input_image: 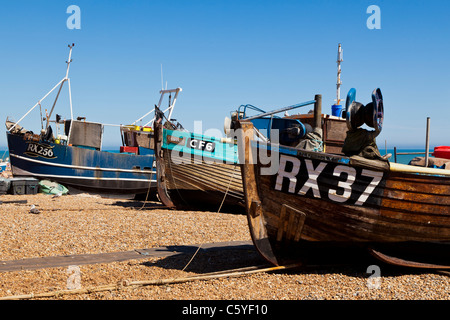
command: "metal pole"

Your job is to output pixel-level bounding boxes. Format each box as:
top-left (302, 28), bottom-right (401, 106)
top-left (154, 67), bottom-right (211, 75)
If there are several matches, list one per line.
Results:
top-left (46, 80), bottom-right (66, 128)
top-left (314, 94), bottom-right (322, 130)
top-left (167, 89), bottom-right (180, 121)
top-left (132, 88), bottom-right (182, 125)
top-left (425, 117), bottom-right (430, 167)
top-left (68, 78), bottom-right (73, 121)
top-left (46, 44), bottom-right (74, 128)
top-left (243, 100), bottom-right (316, 121)
top-left (336, 43), bottom-right (343, 105)
top-left (65, 44), bottom-right (74, 79)
top-left (66, 45), bottom-right (74, 121)
top-left (8, 78), bottom-right (66, 132)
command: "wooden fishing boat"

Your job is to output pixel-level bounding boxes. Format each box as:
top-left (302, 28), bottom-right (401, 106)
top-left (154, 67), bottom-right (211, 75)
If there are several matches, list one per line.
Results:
top-left (6, 129), bottom-right (153, 195)
top-left (237, 89), bottom-right (450, 268)
top-left (154, 108), bottom-right (244, 213)
top-left (5, 45), bottom-right (176, 197)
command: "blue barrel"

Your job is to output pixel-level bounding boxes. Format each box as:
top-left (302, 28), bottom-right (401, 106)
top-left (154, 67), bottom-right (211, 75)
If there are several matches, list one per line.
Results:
top-left (331, 104), bottom-right (343, 117)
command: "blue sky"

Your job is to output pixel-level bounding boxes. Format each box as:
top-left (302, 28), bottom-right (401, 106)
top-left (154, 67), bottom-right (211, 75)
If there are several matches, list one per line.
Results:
top-left (1, 0), bottom-right (449, 150)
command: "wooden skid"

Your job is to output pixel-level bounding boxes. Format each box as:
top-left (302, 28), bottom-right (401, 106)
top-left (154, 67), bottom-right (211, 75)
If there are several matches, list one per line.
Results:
top-left (370, 248), bottom-right (450, 269)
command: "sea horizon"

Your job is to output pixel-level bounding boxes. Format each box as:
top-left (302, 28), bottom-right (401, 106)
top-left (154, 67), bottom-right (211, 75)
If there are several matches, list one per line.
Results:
top-left (0, 147), bottom-right (435, 166)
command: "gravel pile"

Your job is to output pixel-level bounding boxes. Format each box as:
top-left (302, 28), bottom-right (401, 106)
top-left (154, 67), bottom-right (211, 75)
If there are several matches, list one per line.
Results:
top-left (0, 193), bottom-right (448, 300)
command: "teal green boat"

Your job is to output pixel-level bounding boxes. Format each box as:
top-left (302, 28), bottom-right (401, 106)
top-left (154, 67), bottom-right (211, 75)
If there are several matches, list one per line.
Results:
top-left (155, 120), bottom-right (244, 213)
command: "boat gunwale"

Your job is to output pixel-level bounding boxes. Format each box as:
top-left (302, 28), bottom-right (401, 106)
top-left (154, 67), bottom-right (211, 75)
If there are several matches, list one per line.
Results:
top-left (248, 136), bottom-right (450, 178)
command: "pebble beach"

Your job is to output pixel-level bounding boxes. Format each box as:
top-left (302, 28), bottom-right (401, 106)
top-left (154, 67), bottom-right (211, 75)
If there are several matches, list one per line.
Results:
top-left (0, 192), bottom-right (449, 302)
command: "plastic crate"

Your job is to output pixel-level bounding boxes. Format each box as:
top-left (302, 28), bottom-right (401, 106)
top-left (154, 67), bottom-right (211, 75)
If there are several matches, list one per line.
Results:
top-left (0, 178), bottom-right (11, 195)
top-left (9, 178), bottom-right (39, 195)
top-left (120, 146), bottom-right (138, 154)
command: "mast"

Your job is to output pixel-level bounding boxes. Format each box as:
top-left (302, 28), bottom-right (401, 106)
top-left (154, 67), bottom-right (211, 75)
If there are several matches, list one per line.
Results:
top-left (8, 44), bottom-right (75, 133)
top-left (46, 43), bottom-right (74, 129)
top-left (336, 43), bottom-right (343, 106)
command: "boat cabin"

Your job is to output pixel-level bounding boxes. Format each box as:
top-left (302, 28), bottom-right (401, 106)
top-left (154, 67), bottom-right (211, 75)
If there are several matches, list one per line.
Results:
top-left (287, 113), bottom-right (347, 155)
top-left (64, 119), bottom-right (103, 151)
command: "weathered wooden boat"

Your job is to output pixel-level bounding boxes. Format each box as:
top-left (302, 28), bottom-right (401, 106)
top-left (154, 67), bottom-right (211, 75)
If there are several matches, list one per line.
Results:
top-left (5, 45), bottom-right (176, 197)
top-left (153, 98), bottom-right (331, 213)
top-left (154, 108), bottom-right (244, 212)
top-left (237, 89), bottom-right (450, 268)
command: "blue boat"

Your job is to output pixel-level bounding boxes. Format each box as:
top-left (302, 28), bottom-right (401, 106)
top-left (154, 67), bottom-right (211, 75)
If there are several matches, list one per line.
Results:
top-left (0, 161), bottom-right (7, 173)
top-left (5, 45), bottom-right (179, 197)
top-left (6, 127), bottom-right (156, 195)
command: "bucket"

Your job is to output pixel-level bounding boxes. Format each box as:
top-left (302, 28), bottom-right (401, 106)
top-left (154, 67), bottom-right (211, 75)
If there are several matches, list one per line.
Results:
top-left (331, 105), bottom-right (343, 117)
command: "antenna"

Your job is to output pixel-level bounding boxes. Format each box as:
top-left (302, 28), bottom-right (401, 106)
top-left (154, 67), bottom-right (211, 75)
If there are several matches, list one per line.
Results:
top-left (336, 43), bottom-right (343, 105)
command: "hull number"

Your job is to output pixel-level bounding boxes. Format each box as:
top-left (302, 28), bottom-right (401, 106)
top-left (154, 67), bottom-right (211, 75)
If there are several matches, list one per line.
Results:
top-left (25, 142), bottom-right (56, 159)
top-left (187, 138), bottom-right (215, 152)
top-left (274, 154), bottom-right (384, 206)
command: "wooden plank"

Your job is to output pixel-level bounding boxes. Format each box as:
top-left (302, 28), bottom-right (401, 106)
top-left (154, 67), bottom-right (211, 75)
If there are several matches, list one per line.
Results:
top-left (0, 241), bottom-right (254, 273)
top-left (154, 113), bottom-right (176, 209)
top-left (370, 249), bottom-right (450, 269)
top-left (390, 162), bottom-right (450, 176)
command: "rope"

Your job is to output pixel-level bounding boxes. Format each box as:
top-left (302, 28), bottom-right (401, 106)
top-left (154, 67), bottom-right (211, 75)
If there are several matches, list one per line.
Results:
top-left (0, 150), bottom-right (7, 162)
top-left (216, 164), bottom-right (238, 213)
top-left (155, 113), bottom-right (242, 273)
top-left (313, 139), bottom-right (324, 152)
top-left (181, 164), bottom-right (239, 272)
top-left (137, 167), bottom-right (155, 211)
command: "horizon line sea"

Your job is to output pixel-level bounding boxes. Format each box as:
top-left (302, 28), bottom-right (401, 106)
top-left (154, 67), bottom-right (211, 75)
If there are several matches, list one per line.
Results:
top-left (0, 148), bottom-right (434, 166)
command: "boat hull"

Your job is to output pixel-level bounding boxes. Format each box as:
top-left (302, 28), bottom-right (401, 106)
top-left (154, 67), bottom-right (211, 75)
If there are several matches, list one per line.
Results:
top-left (238, 121), bottom-right (450, 266)
top-left (154, 119), bottom-right (244, 213)
top-left (7, 132), bottom-right (156, 195)
top-left (159, 148), bottom-right (244, 212)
